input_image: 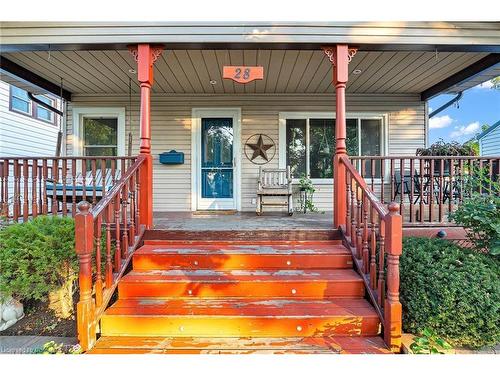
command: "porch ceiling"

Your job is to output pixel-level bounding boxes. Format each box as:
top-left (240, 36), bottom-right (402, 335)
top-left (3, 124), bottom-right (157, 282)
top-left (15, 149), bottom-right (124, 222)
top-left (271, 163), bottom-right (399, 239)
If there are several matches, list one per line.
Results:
top-left (0, 49), bottom-right (492, 96)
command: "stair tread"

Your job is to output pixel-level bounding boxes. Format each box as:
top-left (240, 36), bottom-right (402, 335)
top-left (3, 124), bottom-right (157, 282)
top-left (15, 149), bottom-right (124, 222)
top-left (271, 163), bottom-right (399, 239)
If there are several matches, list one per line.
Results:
top-left (136, 242), bottom-right (350, 255)
top-left (104, 298), bottom-right (378, 317)
top-left (88, 336), bottom-right (391, 354)
top-left (121, 268), bottom-right (362, 282)
top-left (143, 239), bottom-right (342, 246)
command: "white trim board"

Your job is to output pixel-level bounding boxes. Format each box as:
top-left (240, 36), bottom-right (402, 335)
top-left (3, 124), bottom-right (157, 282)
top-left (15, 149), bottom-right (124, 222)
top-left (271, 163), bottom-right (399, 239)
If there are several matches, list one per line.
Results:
top-left (191, 108), bottom-right (242, 211)
top-left (71, 106), bottom-right (126, 157)
top-left (278, 111), bottom-right (389, 185)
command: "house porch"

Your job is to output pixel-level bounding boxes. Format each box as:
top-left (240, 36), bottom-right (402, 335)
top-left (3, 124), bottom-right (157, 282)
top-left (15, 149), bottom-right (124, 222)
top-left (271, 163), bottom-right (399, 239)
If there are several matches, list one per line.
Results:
top-left (1, 22), bottom-right (499, 354)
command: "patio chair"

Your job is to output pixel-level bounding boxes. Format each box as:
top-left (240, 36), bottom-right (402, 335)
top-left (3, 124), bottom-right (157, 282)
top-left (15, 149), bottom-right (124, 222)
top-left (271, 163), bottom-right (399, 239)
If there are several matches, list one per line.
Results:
top-left (256, 166), bottom-right (293, 216)
top-left (393, 170), bottom-right (424, 204)
top-left (46, 169), bottom-right (122, 203)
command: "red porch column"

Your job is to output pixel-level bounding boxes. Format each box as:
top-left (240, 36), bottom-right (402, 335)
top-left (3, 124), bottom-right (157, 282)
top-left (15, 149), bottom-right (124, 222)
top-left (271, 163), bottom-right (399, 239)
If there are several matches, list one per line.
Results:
top-left (129, 44), bottom-right (163, 228)
top-left (323, 45), bottom-right (357, 229)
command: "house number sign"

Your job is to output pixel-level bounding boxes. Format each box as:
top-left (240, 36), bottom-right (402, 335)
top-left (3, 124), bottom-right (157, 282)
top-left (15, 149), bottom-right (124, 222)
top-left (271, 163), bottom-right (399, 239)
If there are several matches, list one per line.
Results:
top-left (223, 66), bottom-right (264, 84)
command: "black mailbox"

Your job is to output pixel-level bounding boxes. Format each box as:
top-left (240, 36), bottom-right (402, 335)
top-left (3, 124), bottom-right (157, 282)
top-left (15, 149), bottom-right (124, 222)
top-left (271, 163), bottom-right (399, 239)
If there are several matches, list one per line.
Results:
top-left (159, 150), bottom-right (184, 165)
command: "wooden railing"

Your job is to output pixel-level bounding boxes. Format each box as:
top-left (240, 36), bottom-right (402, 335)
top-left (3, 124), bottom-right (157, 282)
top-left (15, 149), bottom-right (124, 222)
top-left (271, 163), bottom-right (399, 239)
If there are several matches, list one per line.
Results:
top-left (0, 156), bottom-right (136, 221)
top-left (350, 156), bottom-right (500, 225)
top-left (75, 155), bottom-right (146, 351)
top-left (339, 155), bottom-right (402, 352)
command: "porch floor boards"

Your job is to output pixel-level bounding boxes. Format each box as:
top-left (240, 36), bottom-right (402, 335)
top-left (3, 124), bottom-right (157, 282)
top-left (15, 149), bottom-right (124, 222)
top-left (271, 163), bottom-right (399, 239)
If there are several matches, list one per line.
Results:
top-left (91, 234), bottom-right (391, 354)
top-left (153, 211), bottom-right (334, 231)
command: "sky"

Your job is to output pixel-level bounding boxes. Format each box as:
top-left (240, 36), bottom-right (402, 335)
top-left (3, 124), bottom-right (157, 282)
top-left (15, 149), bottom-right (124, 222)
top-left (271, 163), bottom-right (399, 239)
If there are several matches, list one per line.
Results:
top-left (428, 81), bottom-right (500, 145)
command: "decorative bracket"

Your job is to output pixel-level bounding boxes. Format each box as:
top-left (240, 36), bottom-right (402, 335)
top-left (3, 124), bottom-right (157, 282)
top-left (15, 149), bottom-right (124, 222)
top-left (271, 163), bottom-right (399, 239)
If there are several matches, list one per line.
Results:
top-left (322, 46), bottom-right (358, 66)
top-left (128, 45), bottom-right (164, 64)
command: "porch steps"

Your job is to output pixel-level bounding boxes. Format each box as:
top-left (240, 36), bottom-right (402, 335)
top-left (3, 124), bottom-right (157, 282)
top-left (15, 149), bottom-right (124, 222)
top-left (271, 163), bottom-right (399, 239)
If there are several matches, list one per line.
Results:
top-left (90, 238), bottom-right (390, 354)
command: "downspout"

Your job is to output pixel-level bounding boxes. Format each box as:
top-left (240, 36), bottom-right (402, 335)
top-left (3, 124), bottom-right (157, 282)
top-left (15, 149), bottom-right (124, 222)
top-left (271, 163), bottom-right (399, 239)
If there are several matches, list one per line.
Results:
top-left (429, 92), bottom-right (463, 118)
top-left (27, 92), bottom-right (63, 116)
top-left (28, 82), bottom-right (66, 156)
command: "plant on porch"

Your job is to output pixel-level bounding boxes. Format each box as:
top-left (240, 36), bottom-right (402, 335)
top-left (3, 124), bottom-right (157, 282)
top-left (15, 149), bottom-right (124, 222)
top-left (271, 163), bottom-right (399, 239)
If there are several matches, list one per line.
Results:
top-left (0, 216), bottom-right (77, 319)
top-left (400, 237), bottom-right (500, 349)
top-left (297, 174), bottom-right (319, 213)
top-left (416, 139), bottom-right (476, 157)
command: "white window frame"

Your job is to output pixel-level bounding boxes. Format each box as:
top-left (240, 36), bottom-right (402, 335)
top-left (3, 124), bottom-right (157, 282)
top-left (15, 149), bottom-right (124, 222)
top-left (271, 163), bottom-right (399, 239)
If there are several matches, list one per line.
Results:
top-left (10, 86), bottom-right (32, 115)
top-left (278, 112), bottom-right (388, 185)
top-left (72, 107), bottom-right (126, 161)
top-left (34, 95), bottom-right (55, 123)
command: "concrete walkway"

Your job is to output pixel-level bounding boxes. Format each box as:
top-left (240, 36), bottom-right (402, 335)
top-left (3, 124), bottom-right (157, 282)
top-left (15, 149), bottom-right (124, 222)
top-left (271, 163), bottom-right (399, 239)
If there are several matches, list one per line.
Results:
top-left (0, 336), bottom-right (77, 354)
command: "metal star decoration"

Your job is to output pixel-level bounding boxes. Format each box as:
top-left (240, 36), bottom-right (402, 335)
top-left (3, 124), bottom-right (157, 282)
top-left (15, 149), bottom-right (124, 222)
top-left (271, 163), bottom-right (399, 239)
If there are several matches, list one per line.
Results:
top-left (247, 134), bottom-right (274, 161)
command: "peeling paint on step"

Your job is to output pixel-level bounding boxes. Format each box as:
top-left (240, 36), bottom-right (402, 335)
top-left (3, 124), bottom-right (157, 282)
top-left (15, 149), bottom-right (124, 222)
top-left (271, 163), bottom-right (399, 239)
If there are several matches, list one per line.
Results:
top-left (149, 247), bottom-right (329, 255)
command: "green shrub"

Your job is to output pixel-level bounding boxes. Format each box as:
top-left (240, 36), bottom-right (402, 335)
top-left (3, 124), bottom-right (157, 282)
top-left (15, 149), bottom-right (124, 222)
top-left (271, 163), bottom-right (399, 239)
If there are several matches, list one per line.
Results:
top-left (450, 167), bottom-right (500, 255)
top-left (0, 216), bottom-right (77, 318)
top-left (400, 237), bottom-right (500, 349)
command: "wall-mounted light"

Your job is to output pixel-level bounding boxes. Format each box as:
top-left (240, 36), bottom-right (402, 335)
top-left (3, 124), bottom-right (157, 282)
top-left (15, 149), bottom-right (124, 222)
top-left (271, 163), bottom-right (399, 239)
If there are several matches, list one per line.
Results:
top-left (353, 69), bottom-right (362, 75)
top-left (209, 80), bottom-right (217, 85)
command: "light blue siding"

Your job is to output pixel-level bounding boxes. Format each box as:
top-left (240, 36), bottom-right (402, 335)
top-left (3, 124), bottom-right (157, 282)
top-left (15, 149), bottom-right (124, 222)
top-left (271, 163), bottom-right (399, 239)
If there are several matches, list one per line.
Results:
top-left (480, 126), bottom-right (500, 156)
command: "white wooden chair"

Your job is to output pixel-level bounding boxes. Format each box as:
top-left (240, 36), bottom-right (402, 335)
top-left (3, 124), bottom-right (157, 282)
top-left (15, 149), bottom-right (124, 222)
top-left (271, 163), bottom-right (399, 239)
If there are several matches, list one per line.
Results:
top-left (256, 166), bottom-right (293, 216)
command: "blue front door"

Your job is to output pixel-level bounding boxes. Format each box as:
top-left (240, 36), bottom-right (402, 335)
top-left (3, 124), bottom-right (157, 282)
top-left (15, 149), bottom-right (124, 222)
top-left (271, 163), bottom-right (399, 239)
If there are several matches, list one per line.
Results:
top-left (201, 118), bottom-right (234, 200)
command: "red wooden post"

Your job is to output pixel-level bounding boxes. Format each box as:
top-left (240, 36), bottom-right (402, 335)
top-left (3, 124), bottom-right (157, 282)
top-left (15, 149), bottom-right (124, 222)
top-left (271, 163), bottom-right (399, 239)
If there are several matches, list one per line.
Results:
top-left (323, 45), bottom-right (357, 229)
top-left (129, 44), bottom-right (163, 229)
top-left (384, 202), bottom-right (403, 352)
top-left (75, 200), bottom-right (96, 351)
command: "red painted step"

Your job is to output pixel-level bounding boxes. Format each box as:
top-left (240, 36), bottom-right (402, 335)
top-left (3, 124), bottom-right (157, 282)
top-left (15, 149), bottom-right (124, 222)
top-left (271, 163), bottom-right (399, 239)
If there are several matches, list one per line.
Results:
top-left (118, 269), bottom-right (365, 299)
top-left (101, 297), bottom-right (380, 337)
top-left (88, 336), bottom-right (391, 354)
top-left (133, 242), bottom-right (352, 270)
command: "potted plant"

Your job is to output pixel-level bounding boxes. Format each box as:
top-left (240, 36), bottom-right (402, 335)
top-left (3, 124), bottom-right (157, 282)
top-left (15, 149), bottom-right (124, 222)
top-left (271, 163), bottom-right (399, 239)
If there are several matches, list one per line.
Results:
top-left (416, 139), bottom-right (476, 175)
top-left (298, 175), bottom-right (317, 213)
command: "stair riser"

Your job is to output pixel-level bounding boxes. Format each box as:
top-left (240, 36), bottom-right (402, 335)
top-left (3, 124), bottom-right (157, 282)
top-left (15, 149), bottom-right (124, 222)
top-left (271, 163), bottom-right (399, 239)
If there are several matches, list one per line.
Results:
top-left (101, 316), bottom-right (380, 337)
top-left (118, 281), bottom-right (365, 299)
top-left (133, 254), bottom-right (352, 270)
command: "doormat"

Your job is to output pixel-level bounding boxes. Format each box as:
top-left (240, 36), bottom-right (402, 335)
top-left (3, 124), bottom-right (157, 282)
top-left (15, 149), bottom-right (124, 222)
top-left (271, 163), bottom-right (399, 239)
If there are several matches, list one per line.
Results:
top-left (193, 210), bottom-right (237, 215)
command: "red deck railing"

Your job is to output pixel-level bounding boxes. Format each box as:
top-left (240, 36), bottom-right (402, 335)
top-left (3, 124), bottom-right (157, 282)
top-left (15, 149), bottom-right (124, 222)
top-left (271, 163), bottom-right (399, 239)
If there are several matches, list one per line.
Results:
top-left (74, 155), bottom-right (146, 351)
top-left (350, 156), bottom-right (500, 225)
top-left (339, 155), bottom-right (403, 351)
top-left (0, 156), bottom-right (136, 221)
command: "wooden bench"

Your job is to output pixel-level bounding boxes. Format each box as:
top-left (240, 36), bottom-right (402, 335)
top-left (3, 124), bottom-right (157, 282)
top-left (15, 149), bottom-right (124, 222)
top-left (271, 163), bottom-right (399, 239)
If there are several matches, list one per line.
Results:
top-left (256, 166), bottom-right (293, 216)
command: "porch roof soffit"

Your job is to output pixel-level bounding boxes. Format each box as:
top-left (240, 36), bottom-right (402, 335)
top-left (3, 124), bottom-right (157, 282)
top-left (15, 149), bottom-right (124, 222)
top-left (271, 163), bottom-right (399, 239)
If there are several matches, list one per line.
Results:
top-left (1, 21), bottom-right (500, 53)
top-left (0, 49), bottom-right (498, 100)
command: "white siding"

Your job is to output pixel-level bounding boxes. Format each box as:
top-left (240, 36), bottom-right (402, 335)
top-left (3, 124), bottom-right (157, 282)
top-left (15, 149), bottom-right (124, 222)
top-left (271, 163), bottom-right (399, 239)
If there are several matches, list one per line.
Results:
top-left (479, 126), bottom-right (500, 156)
top-left (0, 80), bottom-right (60, 156)
top-left (66, 93), bottom-right (425, 212)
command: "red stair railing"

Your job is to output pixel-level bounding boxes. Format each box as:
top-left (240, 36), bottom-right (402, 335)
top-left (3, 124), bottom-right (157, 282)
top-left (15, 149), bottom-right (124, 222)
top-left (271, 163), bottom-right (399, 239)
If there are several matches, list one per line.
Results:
top-left (339, 154), bottom-right (403, 352)
top-left (74, 155), bottom-right (146, 351)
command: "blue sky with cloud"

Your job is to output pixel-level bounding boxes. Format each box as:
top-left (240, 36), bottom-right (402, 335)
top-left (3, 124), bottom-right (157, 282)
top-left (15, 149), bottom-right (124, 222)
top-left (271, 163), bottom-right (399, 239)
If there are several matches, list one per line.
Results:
top-left (429, 81), bottom-right (500, 144)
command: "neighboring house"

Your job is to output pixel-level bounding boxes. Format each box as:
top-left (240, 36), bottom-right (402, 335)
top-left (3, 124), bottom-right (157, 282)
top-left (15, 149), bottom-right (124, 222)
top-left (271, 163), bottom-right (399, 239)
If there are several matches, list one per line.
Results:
top-left (478, 120), bottom-right (500, 156)
top-left (1, 22), bottom-right (499, 354)
top-left (0, 80), bottom-right (60, 156)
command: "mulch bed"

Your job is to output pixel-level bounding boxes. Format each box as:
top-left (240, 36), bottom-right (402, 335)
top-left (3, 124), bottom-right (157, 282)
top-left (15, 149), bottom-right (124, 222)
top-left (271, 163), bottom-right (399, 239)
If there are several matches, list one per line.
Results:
top-left (0, 299), bottom-right (76, 337)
